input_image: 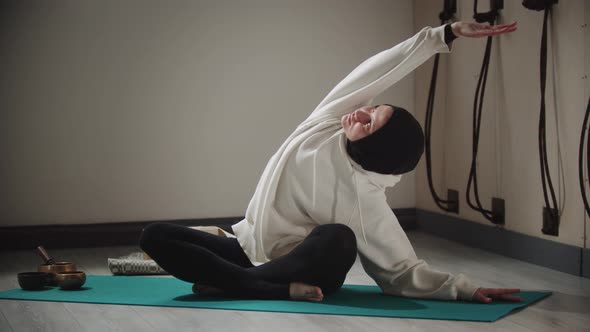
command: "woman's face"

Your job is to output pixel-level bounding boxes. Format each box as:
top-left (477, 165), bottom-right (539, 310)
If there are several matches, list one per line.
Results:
top-left (341, 105), bottom-right (394, 141)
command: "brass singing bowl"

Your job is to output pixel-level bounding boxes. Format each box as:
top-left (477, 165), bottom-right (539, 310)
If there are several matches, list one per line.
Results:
top-left (38, 262), bottom-right (77, 285)
top-left (17, 272), bottom-right (52, 290)
top-left (38, 262), bottom-right (77, 274)
top-left (56, 271), bottom-right (86, 290)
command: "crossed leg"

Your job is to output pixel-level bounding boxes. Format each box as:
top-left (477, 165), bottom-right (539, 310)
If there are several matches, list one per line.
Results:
top-left (139, 222), bottom-right (357, 300)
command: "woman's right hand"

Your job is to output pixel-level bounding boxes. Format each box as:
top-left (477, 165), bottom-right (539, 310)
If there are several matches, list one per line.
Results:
top-left (451, 21), bottom-right (517, 38)
top-left (472, 287), bottom-right (522, 303)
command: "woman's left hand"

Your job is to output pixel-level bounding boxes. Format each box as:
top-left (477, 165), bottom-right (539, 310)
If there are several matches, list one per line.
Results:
top-left (472, 287), bottom-right (523, 303)
top-left (451, 21), bottom-right (517, 38)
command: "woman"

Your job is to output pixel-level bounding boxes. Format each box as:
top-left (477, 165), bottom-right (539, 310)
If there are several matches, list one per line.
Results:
top-left (140, 21), bottom-right (521, 304)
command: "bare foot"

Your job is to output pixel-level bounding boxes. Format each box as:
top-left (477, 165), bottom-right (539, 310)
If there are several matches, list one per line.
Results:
top-left (192, 284), bottom-right (225, 297)
top-left (289, 282), bottom-right (324, 302)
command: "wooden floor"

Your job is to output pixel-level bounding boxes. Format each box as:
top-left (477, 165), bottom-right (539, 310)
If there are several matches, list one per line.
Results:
top-left (0, 231), bottom-right (588, 332)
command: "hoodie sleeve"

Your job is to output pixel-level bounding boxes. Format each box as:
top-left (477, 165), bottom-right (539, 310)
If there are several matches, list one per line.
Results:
top-left (305, 25), bottom-right (451, 123)
top-left (355, 199), bottom-right (479, 301)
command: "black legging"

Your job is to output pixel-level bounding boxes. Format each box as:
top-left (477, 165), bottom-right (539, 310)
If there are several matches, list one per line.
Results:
top-left (139, 222), bottom-right (357, 300)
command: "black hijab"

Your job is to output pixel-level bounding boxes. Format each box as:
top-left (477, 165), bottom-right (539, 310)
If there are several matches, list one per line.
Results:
top-left (345, 105), bottom-right (424, 175)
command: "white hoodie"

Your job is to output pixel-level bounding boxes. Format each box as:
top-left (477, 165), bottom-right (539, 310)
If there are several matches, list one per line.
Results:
top-left (231, 25), bottom-right (479, 301)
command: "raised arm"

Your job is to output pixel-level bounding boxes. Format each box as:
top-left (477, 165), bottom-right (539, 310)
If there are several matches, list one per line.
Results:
top-left (304, 21), bottom-right (517, 124)
top-left (306, 25), bottom-right (451, 123)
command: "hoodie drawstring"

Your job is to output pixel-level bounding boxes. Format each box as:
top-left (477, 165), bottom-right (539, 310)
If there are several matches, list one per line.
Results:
top-left (312, 150), bottom-right (317, 209)
top-left (353, 170), bottom-right (368, 245)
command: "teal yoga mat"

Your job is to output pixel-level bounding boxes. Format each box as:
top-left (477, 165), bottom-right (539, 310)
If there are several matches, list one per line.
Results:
top-left (0, 275), bottom-right (551, 322)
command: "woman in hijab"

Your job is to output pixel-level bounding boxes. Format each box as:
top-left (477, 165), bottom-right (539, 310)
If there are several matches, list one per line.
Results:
top-left (140, 21), bottom-right (521, 304)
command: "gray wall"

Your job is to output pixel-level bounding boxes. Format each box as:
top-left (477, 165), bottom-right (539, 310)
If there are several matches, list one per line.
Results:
top-left (414, 0), bottom-right (589, 248)
top-left (0, 0), bottom-right (417, 226)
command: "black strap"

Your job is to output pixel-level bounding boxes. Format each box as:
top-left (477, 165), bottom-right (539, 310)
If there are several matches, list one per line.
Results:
top-left (466, 35), bottom-right (494, 221)
top-left (579, 96), bottom-right (590, 216)
top-left (423, 2), bottom-right (455, 212)
top-left (465, 0), bottom-right (501, 223)
top-left (538, 7), bottom-right (560, 228)
top-left (473, 0), bottom-right (501, 24)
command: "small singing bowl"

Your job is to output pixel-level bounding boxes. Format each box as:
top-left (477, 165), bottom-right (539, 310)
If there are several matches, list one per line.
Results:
top-left (56, 271), bottom-right (86, 290)
top-left (38, 262), bottom-right (77, 286)
top-left (38, 262), bottom-right (77, 274)
top-left (18, 272), bottom-right (52, 290)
